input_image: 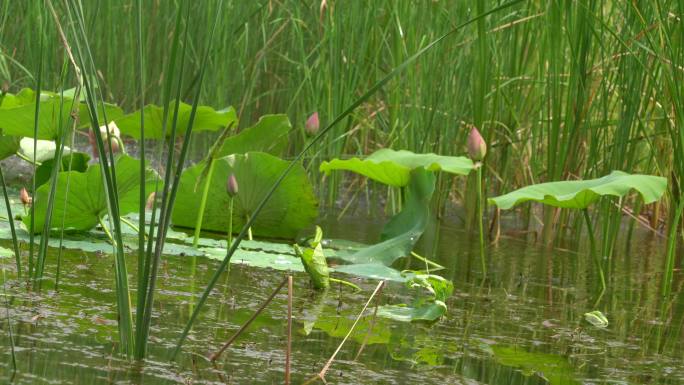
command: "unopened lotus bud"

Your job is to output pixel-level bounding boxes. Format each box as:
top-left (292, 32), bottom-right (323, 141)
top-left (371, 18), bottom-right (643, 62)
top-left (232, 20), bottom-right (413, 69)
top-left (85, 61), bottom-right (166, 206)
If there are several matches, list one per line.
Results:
top-left (90, 121), bottom-right (123, 158)
top-left (20, 187), bottom-right (32, 207)
top-left (145, 192), bottom-right (157, 210)
top-left (467, 127), bottom-right (487, 161)
top-left (305, 112), bottom-right (319, 136)
top-left (226, 174), bottom-right (238, 197)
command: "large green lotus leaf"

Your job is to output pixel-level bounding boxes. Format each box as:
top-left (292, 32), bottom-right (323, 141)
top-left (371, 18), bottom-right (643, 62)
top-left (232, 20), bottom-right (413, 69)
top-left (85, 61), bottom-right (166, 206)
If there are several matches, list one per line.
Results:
top-left (332, 168), bottom-right (435, 265)
top-left (294, 226), bottom-right (330, 289)
top-left (0, 88), bottom-right (37, 108)
top-left (202, 246), bottom-right (304, 272)
top-left (114, 102), bottom-right (237, 139)
top-left (217, 114), bottom-right (291, 157)
top-left (333, 263), bottom-right (407, 282)
top-left (320, 149), bottom-right (474, 187)
top-left (0, 133), bottom-right (19, 160)
top-left (0, 245), bottom-right (12, 258)
top-left (172, 152), bottom-right (318, 239)
top-left (34, 152), bottom-right (90, 188)
top-left (23, 154), bottom-right (160, 233)
top-left (0, 89), bottom-right (123, 139)
top-left (489, 171), bottom-right (667, 210)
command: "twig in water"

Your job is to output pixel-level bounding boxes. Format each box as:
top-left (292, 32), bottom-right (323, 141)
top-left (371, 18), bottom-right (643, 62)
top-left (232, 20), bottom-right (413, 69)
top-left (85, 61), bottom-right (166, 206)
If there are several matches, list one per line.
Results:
top-left (209, 276), bottom-right (288, 362)
top-left (303, 280), bottom-right (385, 384)
top-left (354, 282), bottom-right (384, 360)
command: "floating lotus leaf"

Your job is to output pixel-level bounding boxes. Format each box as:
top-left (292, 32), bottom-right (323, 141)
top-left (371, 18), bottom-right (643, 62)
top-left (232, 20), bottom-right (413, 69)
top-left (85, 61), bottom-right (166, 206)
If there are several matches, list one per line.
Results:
top-left (217, 114), bottom-right (291, 157)
top-left (0, 88), bottom-right (123, 139)
top-left (172, 152), bottom-right (318, 239)
top-left (24, 154), bottom-right (160, 233)
top-left (320, 149), bottom-right (474, 187)
top-left (114, 102), bottom-right (237, 139)
top-left (490, 346), bottom-right (579, 385)
top-left (489, 171), bottom-right (667, 210)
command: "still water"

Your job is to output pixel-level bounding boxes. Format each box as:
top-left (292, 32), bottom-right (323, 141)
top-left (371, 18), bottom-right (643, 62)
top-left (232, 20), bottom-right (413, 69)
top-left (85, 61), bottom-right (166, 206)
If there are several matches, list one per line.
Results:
top-left (0, 211), bottom-right (682, 384)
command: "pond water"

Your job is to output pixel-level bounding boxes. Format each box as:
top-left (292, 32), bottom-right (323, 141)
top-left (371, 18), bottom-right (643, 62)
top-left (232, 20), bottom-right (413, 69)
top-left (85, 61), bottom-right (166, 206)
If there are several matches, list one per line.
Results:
top-left (0, 211), bottom-right (683, 384)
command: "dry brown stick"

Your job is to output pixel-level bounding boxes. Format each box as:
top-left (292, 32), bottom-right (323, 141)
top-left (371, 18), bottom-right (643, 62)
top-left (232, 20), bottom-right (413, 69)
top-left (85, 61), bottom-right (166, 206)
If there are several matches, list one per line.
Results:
top-left (209, 276), bottom-right (288, 362)
top-left (285, 275), bottom-right (293, 385)
top-left (353, 282), bottom-right (384, 361)
top-left (303, 280), bottom-right (385, 385)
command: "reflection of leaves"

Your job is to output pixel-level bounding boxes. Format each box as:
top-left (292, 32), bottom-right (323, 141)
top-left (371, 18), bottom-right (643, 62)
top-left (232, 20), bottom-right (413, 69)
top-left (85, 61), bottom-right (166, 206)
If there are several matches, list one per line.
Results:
top-left (490, 346), bottom-right (579, 385)
top-left (489, 171), bottom-right (666, 210)
top-left (378, 274), bottom-right (453, 323)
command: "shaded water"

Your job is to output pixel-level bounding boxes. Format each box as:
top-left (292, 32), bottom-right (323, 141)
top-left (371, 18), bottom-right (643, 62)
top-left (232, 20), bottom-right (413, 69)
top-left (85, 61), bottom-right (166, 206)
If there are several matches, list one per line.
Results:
top-left (1, 212), bottom-right (683, 384)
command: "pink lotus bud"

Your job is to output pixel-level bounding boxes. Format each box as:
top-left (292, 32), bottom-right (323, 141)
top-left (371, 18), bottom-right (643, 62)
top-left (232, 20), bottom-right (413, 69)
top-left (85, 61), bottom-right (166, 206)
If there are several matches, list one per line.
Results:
top-left (20, 187), bottom-right (32, 207)
top-left (305, 112), bottom-right (319, 136)
top-left (145, 192), bottom-right (157, 210)
top-left (467, 127), bottom-right (487, 161)
top-left (89, 121), bottom-right (122, 158)
top-left (226, 174), bottom-right (238, 197)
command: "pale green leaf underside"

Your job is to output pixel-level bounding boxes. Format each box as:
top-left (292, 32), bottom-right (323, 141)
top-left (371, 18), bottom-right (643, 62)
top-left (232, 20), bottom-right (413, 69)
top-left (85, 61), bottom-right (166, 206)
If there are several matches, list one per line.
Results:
top-left (489, 171), bottom-right (667, 210)
top-left (320, 149), bottom-right (474, 187)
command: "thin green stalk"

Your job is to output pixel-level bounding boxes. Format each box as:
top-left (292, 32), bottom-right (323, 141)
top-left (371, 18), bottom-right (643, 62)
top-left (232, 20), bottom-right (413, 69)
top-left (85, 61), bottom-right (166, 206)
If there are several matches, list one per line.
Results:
top-left (192, 158), bottom-right (215, 247)
top-left (28, 17), bottom-right (44, 280)
top-left (476, 165), bottom-right (486, 274)
top-left (662, 198), bottom-right (683, 299)
top-left (0, 167), bottom-right (21, 278)
top-left (227, 197), bottom-right (233, 247)
top-left (582, 208), bottom-right (606, 300)
top-left (2, 266), bottom-right (16, 372)
top-left (171, 0), bottom-right (525, 358)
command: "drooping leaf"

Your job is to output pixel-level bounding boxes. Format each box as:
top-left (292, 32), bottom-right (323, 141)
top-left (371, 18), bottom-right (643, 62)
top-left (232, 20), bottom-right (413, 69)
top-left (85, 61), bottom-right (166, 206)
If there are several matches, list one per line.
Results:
top-left (23, 154), bottom-right (160, 233)
top-left (172, 152), bottom-right (318, 239)
top-left (34, 152), bottom-right (90, 188)
top-left (18, 138), bottom-right (72, 163)
top-left (294, 226), bottom-right (330, 289)
top-left (320, 149), bottom-right (474, 187)
top-left (332, 168), bottom-right (435, 266)
top-left (217, 114), bottom-right (291, 157)
top-left (489, 171), bottom-right (667, 210)
top-left (0, 89), bottom-right (123, 139)
top-left (333, 263), bottom-right (408, 282)
top-left (114, 102), bottom-right (238, 139)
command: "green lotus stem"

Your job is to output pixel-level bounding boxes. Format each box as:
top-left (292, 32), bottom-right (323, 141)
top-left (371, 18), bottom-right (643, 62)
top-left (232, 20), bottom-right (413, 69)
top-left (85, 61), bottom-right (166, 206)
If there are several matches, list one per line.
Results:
top-left (98, 216), bottom-right (115, 245)
top-left (582, 208), bottom-right (606, 298)
top-left (246, 214), bottom-right (253, 241)
top-left (120, 216), bottom-right (143, 237)
top-left (329, 277), bottom-right (361, 292)
top-left (410, 251), bottom-right (445, 271)
top-left (227, 198), bottom-right (234, 247)
top-left (193, 158), bottom-right (216, 248)
top-left (476, 165), bottom-right (486, 274)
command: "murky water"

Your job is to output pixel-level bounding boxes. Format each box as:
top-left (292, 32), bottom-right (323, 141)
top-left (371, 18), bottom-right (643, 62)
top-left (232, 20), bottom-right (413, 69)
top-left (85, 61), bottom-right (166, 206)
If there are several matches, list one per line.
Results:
top-left (1, 211), bottom-right (683, 384)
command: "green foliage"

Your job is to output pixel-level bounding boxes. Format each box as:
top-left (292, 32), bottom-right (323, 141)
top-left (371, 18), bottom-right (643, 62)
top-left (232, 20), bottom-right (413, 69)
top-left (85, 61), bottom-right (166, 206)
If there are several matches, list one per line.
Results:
top-left (217, 114), bottom-right (291, 157)
top-left (114, 102), bottom-right (237, 139)
top-left (34, 152), bottom-right (90, 188)
top-left (584, 310), bottom-right (608, 328)
top-left (320, 149), bottom-right (474, 187)
top-left (0, 89), bottom-right (123, 139)
top-left (489, 171), bottom-right (667, 210)
top-left (294, 226), bottom-right (330, 289)
top-left (172, 152), bottom-right (318, 239)
top-left (0, 134), bottom-right (19, 160)
top-left (23, 154), bottom-right (159, 233)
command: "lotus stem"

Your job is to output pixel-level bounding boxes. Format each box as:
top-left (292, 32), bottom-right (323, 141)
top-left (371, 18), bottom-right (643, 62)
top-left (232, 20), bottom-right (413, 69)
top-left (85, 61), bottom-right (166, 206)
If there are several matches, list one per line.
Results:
top-left (193, 158), bottom-right (216, 248)
top-left (410, 251), bottom-right (445, 271)
top-left (285, 275), bottom-right (293, 385)
top-left (582, 208), bottom-right (606, 300)
top-left (120, 216), bottom-right (143, 238)
top-left (329, 277), bottom-right (362, 292)
top-left (227, 198), bottom-right (233, 247)
top-left (246, 214), bottom-right (253, 241)
top-left (476, 165), bottom-right (486, 275)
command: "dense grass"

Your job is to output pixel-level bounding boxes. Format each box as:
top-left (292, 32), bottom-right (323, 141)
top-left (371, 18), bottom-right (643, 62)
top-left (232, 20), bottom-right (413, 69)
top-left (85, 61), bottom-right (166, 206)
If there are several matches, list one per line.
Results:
top-left (1, 1), bottom-right (683, 236)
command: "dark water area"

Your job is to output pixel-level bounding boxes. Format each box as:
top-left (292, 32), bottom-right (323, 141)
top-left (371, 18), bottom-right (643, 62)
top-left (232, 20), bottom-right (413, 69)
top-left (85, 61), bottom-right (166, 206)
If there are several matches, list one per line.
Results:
top-left (0, 211), bottom-right (683, 384)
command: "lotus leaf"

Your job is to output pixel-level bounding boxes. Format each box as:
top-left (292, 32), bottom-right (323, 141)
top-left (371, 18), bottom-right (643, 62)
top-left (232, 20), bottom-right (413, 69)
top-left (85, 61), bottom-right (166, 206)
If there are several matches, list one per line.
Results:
top-left (320, 149), bottom-right (474, 187)
top-left (217, 114), bottom-right (291, 157)
top-left (171, 152), bottom-right (318, 239)
top-left (489, 171), bottom-right (667, 210)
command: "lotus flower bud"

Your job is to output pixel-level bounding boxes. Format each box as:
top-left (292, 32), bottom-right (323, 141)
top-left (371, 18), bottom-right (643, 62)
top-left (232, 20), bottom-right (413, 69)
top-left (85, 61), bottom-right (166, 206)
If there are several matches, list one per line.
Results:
top-left (145, 192), bottom-right (157, 211)
top-left (305, 112), bottom-right (319, 136)
top-left (20, 187), bottom-right (32, 207)
top-left (226, 174), bottom-right (238, 197)
top-left (467, 127), bottom-right (487, 161)
top-left (89, 121), bottom-right (123, 158)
